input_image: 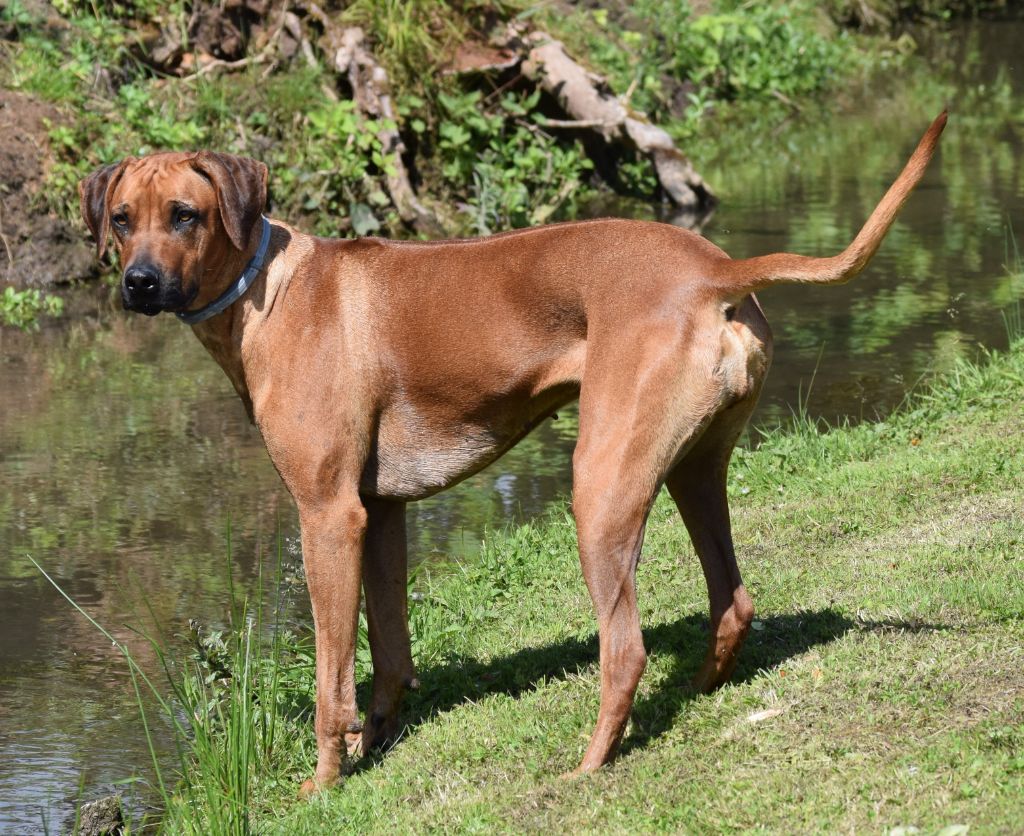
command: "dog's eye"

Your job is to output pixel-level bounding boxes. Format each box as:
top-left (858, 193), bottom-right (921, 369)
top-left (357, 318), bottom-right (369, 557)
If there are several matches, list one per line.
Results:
top-left (176, 209), bottom-right (196, 225)
top-left (112, 213), bottom-right (128, 228)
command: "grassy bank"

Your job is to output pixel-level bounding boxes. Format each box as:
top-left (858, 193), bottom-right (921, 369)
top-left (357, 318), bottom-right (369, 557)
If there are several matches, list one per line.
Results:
top-left (148, 333), bottom-right (1024, 833)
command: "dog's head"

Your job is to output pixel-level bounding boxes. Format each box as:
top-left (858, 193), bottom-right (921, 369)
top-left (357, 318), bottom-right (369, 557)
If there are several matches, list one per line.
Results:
top-left (79, 152), bottom-right (268, 316)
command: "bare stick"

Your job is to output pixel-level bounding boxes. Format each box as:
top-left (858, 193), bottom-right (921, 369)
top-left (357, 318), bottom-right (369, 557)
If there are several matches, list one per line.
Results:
top-left (0, 200), bottom-right (13, 267)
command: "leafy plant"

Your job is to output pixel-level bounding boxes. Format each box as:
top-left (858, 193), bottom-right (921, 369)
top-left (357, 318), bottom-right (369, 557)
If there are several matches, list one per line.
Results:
top-left (1, 286), bottom-right (64, 329)
top-left (436, 89), bottom-right (594, 233)
top-left (634, 0), bottom-right (844, 102)
top-left (549, 0), bottom-right (859, 148)
top-left (272, 97), bottom-right (396, 236)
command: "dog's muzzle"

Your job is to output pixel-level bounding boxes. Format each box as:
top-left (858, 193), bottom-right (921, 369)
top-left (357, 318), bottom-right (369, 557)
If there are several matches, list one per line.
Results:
top-left (121, 264), bottom-right (193, 316)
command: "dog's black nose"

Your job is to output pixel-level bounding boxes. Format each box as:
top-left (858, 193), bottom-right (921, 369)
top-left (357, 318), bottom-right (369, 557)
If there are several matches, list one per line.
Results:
top-left (123, 264), bottom-right (161, 298)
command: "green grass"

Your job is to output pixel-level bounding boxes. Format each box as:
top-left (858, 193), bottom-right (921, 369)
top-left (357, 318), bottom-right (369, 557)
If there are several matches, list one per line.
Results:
top-left (137, 336), bottom-right (1024, 833)
top-left (33, 533), bottom-right (293, 835)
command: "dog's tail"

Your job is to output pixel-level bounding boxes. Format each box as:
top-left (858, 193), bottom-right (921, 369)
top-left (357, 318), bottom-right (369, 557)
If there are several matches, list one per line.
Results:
top-left (716, 110), bottom-right (947, 298)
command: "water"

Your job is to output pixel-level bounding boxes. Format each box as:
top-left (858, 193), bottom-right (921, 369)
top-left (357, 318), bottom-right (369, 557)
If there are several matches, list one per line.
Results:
top-left (1, 18), bottom-right (1021, 830)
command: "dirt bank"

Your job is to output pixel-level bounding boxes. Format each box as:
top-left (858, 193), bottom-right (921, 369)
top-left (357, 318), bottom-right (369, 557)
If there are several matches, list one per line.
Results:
top-left (0, 89), bottom-right (96, 288)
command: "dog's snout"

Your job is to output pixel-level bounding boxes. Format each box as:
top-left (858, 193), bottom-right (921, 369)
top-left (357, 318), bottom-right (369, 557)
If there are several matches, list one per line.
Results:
top-left (121, 260), bottom-right (192, 316)
top-left (124, 264), bottom-right (161, 297)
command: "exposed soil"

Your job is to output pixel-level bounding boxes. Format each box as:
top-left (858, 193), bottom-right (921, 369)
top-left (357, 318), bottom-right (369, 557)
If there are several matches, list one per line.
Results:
top-left (0, 88), bottom-right (96, 288)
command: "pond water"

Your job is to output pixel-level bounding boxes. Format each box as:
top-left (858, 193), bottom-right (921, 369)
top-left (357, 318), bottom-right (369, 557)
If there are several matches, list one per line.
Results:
top-left (1, 18), bottom-right (1022, 830)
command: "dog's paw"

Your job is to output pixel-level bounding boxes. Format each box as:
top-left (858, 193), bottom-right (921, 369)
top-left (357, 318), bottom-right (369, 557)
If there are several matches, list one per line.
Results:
top-left (362, 710), bottom-right (401, 753)
top-left (345, 730), bottom-right (364, 759)
top-left (558, 764), bottom-right (592, 781)
top-left (298, 775), bottom-right (339, 800)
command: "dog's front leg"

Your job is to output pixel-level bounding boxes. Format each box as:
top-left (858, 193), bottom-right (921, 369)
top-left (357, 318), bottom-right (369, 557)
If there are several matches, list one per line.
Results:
top-left (297, 495), bottom-right (367, 797)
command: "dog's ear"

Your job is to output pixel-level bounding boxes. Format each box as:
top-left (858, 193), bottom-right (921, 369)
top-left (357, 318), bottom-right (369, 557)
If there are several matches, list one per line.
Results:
top-left (191, 151), bottom-right (268, 252)
top-left (78, 159), bottom-right (132, 258)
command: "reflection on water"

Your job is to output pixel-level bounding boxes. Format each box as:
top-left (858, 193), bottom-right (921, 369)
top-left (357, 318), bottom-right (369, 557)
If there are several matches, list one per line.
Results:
top-left (0, 315), bottom-right (290, 828)
top-left (0, 18), bottom-right (1022, 830)
top-left (617, 20), bottom-right (1024, 427)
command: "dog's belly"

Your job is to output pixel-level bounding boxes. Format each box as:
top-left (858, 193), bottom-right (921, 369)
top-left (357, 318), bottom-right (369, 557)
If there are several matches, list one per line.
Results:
top-left (361, 335), bottom-right (585, 501)
top-left (360, 379), bottom-right (577, 502)
top-left (360, 399), bottom-right (571, 501)
top-left (360, 425), bottom-right (505, 500)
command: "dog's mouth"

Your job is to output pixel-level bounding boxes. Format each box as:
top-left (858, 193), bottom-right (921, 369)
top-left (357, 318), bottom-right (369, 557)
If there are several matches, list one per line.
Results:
top-left (121, 293), bottom-right (166, 316)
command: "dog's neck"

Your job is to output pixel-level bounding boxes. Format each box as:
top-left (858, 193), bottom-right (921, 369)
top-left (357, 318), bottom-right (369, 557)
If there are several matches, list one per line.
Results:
top-left (186, 224), bottom-right (270, 422)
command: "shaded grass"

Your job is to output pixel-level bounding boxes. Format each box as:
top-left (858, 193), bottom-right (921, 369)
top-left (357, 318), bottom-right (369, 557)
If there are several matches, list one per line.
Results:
top-left (151, 338), bottom-right (1024, 833)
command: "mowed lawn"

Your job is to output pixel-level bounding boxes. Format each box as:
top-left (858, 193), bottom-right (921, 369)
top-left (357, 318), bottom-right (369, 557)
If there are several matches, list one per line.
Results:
top-left (183, 341), bottom-right (1024, 834)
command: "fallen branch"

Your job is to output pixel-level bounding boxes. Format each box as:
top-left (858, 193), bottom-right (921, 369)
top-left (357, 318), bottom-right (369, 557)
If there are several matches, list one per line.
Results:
top-left (0, 200), bottom-right (14, 267)
top-left (186, 54), bottom-right (256, 79)
top-left (303, 5), bottom-right (443, 235)
top-left (512, 28), bottom-right (715, 213)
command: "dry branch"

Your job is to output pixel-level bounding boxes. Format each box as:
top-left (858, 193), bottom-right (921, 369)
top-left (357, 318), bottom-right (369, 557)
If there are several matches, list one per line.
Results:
top-left (513, 29), bottom-right (715, 215)
top-left (303, 5), bottom-right (443, 235)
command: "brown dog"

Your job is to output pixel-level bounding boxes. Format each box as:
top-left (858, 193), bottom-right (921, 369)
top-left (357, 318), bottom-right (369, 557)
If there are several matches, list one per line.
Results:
top-left (80, 112), bottom-right (946, 794)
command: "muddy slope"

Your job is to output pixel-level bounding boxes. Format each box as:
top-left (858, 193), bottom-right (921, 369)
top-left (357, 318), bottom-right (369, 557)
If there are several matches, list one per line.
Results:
top-left (0, 89), bottom-right (96, 288)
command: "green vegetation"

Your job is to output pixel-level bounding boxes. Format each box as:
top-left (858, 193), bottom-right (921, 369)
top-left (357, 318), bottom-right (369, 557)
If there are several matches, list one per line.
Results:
top-left (81, 332), bottom-right (1021, 832)
top-left (435, 88), bottom-right (595, 232)
top-left (32, 544), bottom-right (289, 835)
top-left (558, 0), bottom-right (856, 138)
top-left (0, 0), bottom-right (975, 241)
top-left (0, 285), bottom-right (64, 329)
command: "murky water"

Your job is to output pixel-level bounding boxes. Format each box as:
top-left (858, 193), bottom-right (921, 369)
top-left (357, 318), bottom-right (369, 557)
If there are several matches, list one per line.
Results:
top-left (1, 18), bottom-right (1022, 830)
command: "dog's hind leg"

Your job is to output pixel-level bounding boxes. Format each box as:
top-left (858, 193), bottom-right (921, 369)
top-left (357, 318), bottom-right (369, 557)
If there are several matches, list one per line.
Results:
top-left (361, 497), bottom-right (416, 753)
top-left (569, 329), bottom-right (725, 774)
top-left (571, 469), bottom-right (652, 774)
top-left (665, 398), bottom-right (759, 693)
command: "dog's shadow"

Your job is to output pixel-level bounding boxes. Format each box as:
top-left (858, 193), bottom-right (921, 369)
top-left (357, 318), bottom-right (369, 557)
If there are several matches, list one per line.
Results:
top-left (333, 608), bottom-right (947, 768)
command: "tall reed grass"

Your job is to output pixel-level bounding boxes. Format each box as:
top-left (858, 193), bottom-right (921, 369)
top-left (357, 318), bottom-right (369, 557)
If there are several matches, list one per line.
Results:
top-left (1002, 223), bottom-right (1023, 343)
top-left (31, 530), bottom-right (294, 835)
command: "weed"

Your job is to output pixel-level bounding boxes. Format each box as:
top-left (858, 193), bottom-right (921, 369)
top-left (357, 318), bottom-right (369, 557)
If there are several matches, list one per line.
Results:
top-left (649, 1), bottom-right (844, 103)
top-left (550, 0), bottom-right (881, 148)
top-left (28, 530), bottom-right (300, 835)
top-left (340, 0), bottom-right (456, 91)
top-left (1002, 222), bottom-right (1023, 343)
